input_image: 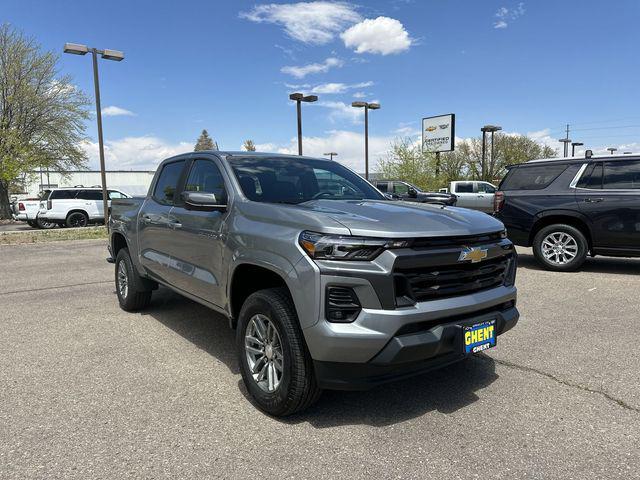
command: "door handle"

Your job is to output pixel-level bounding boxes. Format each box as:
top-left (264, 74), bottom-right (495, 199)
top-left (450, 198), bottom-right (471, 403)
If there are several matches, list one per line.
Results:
top-left (584, 198), bottom-right (604, 203)
top-left (171, 221), bottom-right (182, 229)
top-left (141, 215), bottom-right (152, 224)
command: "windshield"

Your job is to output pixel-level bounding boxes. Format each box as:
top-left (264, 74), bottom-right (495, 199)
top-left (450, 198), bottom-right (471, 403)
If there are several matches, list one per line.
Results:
top-left (228, 156), bottom-right (385, 204)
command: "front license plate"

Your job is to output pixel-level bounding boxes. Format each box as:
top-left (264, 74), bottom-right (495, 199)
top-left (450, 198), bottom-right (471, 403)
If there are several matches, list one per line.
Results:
top-left (463, 320), bottom-right (496, 354)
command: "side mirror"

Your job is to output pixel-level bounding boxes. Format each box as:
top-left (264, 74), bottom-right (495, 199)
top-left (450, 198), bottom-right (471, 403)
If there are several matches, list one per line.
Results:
top-left (384, 193), bottom-right (398, 201)
top-left (181, 191), bottom-right (227, 211)
top-left (408, 187), bottom-right (417, 198)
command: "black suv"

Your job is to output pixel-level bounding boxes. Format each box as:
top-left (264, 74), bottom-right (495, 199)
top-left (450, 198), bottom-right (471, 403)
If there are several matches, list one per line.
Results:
top-left (373, 180), bottom-right (457, 206)
top-left (495, 155), bottom-right (640, 271)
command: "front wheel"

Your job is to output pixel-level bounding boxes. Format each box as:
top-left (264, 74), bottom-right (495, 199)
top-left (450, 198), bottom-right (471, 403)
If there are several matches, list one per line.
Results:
top-left (533, 224), bottom-right (588, 271)
top-left (36, 217), bottom-right (57, 229)
top-left (237, 288), bottom-right (321, 416)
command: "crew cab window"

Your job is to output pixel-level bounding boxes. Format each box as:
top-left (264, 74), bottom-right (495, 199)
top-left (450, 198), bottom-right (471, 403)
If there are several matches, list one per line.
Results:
top-left (154, 160), bottom-right (185, 205)
top-left (500, 164), bottom-right (567, 190)
top-left (455, 182), bottom-right (473, 193)
top-left (393, 182), bottom-right (409, 195)
top-left (603, 160), bottom-right (640, 189)
top-left (376, 182), bottom-right (388, 193)
top-left (576, 163), bottom-right (603, 189)
top-left (50, 190), bottom-right (78, 200)
top-left (184, 159), bottom-right (227, 200)
top-left (78, 190), bottom-right (103, 200)
top-left (478, 183), bottom-right (496, 193)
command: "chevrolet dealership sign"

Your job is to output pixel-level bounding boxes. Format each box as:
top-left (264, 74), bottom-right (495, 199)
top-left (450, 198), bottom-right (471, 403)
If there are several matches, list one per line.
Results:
top-left (422, 114), bottom-right (455, 153)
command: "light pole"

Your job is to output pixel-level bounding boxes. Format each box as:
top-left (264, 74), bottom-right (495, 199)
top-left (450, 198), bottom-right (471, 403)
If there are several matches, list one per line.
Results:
top-left (351, 101), bottom-right (380, 180)
top-left (481, 125), bottom-right (501, 181)
top-left (607, 147), bottom-right (618, 155)
top-left (559, 138), bottom-right (572, 157)
top-left (64, 43), bottom-right (124, 230)
top-left (571, 142), bottom-right (584, 157)
top-left (289, 93), bottom-right (317, 155)
top-left (324, 152), bottom-right (338, 160)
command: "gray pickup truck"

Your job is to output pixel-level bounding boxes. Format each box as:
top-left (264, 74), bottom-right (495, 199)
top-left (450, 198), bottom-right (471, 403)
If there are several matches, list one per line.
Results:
top-left (109, 151), bottom-right (519, 416)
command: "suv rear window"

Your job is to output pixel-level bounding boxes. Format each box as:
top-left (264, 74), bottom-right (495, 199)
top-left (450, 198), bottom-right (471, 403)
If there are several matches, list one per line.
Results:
top-left (500, 164), bottom-right (568, 190)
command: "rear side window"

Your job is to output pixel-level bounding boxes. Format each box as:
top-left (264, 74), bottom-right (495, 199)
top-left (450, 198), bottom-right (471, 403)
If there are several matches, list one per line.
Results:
top-left (455, 182), bottom-right (473, 193)
top-left (154, 160), bottom-right (185, 205)
top-left (50, 190), bottom-right (78, 200)
top-left (603, 160), bottom-right (640, 189)
top-left (500, 164), bottom-right (567, 190)
top-left (375, 182), bottom-right (388, 193)
top-left (576, 163), bottom-right (603, 189)
top-left (78, 190), bottom-right (103, 200)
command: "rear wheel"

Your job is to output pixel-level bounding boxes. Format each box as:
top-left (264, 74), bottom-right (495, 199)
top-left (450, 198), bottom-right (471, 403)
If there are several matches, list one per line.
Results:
top-left (66, 211), bottom-right (88, 228)
top-left (533, 224), bottom-right (588, 271)
top-left (36, 216), bottom-right (57, 229)
top-left (27, 220), bottom-right (38, 228)
top-left (237, 287), bottom-right (321, 416)
top-left (115, 248), bottom-right (152, 311)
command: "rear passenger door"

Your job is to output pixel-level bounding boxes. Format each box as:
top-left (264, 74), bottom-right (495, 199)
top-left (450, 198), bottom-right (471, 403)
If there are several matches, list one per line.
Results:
top-left (138, 158), bottom-right (188, 283)
top-left (575, 160), bottom-right (640, 250)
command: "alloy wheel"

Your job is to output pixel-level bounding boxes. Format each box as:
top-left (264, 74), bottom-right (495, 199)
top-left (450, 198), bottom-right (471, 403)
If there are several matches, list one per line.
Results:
top-left (541, 232), bottom-right (578, 265)
top-left (117, 261), bottom-right (129, 299)
top-left (244, 314), bottom-right (284, 393)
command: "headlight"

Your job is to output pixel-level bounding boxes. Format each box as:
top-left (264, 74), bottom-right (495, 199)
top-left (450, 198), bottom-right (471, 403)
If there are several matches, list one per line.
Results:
top-left (299, 231), bottom-right (409, 261)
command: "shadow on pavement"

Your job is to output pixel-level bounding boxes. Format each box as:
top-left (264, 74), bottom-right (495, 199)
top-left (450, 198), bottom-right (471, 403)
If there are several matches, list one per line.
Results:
top-left (141, 287), bottom-right (498, 427)
top-left (517, 252), bottom-right (640, 275)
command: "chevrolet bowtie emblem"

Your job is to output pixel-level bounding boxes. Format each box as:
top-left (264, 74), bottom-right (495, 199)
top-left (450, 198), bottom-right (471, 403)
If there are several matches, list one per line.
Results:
top-left (458, 246), bottom-right (488, 263)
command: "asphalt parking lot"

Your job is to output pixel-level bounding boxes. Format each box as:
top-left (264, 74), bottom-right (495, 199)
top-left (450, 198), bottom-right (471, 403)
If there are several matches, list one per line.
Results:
top-left (1, 240), bottom-right (639, 479)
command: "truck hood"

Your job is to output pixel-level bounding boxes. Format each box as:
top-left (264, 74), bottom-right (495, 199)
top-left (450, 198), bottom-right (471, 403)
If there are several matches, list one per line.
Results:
top-left (295, 199), bottom-right (504, 238)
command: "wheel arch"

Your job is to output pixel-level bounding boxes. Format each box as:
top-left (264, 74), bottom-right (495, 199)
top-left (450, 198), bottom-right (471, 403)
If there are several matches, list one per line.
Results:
top-left (529, 210), bottom-right (593, 249)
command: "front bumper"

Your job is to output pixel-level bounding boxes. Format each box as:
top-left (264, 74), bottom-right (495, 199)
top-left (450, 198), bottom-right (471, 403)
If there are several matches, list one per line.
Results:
top-left (314, 304), bottom-right (518, 390)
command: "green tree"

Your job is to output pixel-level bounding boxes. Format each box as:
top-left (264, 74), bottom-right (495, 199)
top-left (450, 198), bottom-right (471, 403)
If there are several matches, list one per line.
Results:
top-left (0, 24), bottom-right (90, 219)
top-left (194, 129), bottom-right (218, 151)
top-left (378, 137), bottom-right (443, 191)
top-left (243, 139), bottom-right (256, 151)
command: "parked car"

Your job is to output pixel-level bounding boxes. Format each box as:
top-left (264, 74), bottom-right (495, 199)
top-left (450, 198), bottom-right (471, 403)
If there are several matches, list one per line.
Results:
top-left (109, 151), bottom-right (519, 416)
top-left (38, 187), bottom-right (130, 228)
top-left (14, 191), bottom-right (56, 229)
top-left (495, 154), bottom-right (640, 271)
top-left (442, 181), bottom-right (497, 212)
top-left (372, 180), bottom-right (457, 205)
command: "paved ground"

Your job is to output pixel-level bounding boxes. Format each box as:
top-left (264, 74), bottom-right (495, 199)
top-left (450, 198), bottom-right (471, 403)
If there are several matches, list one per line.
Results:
top-left (1, 240), bottom-right (639, 479)
top-left (0, 222), bottom-right (41, 232)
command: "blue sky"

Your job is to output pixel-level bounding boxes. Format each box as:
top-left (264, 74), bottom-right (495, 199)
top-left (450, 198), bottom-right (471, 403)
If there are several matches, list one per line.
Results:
top-left (4, 0), bottom-right (640, 170)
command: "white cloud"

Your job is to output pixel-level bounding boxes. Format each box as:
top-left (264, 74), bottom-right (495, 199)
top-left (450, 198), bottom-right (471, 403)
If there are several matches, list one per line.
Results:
top-left (101, 106), bottom-right (135, 117)
top-left (281, 57), bottom-right (343, 78)
top-left (494, 3), bottom-right (525, 29)
top-left (255, 130), bottom-right (393, 172)
top-left (341, 16), bottom-right (413, 55)
top-left (240, 1), bottom-right (361, 45)
top-left (318, 101), bottom-right (364, 124)
top-left (310, 80), bottom-right (373, 94)
top-left (352, 91), bottom-right (367, 98)
top-left (81, 136), bottom-right (191, 170)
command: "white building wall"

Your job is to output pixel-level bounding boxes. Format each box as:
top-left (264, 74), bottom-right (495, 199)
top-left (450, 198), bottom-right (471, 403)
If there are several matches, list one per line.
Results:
top-left (24, 171), bottom-right (155, 196)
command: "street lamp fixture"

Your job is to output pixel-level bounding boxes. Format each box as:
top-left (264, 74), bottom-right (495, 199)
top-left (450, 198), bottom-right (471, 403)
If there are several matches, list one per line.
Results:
top-left (607, 147), bottom-right (618, 155)
top-left (64, 42), bottom-right (125, 230)
top-left (289, 93), bottom-right (317, 155)
top-left (571, 142), bottom-right (584, 157)
top-left (558, 138), bottom-right (572, 158)
top-left (351, 101), bottom-right (381, 180)
top-left (324, 152), bottom-right (338, 160)
top-left (480, 125), bottom-right (502, 181)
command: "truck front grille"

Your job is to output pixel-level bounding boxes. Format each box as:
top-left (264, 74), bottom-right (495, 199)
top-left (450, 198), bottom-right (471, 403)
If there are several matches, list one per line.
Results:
top-left (394, 254), bottom-right (512, 304)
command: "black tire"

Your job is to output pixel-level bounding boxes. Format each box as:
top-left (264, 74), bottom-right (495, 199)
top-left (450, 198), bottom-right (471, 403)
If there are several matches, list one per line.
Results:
top-left (237, 287), bottom-right (321, 416)
top-left (115, 248), bottom-right (152, 311)
top-left (533, 224), bottom-right (588, 272)
top-left (66, 211), bottom-right (89, 228)
top-left (27, 220), bottom-right (38, 228)
top-left (36, 216), bottom-right (57, 229)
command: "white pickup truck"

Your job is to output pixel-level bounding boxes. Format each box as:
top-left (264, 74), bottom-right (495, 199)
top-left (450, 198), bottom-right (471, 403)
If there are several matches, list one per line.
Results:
top-left (38, 187), bottom-right (130, 227)
top-left (441, 181), bottom-right (497, 213)
top-left (13, 192), bottom-right (57, 229)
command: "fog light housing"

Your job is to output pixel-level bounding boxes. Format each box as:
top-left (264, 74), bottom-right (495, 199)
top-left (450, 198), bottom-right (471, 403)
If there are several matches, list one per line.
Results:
top-left (325, 286), bottom-right (361, 323)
